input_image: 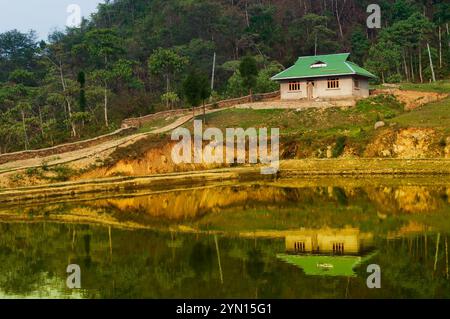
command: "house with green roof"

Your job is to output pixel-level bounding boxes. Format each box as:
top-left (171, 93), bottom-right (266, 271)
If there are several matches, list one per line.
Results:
top-left (271, 53), bottom-right (377, 101)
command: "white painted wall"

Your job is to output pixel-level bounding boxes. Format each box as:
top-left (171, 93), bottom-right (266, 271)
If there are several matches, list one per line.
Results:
top-left (280, 80), bottom-right (307, 99)
top-left (279, 76), bottom-right (370, 100)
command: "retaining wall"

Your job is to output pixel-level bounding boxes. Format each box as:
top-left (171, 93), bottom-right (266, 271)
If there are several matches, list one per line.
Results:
top-left (0, 127), bottom-right (137, 165)
top-left (121, 91), bottom-right (280, 128)
top-left (0, 91), bottom-right (280, 164)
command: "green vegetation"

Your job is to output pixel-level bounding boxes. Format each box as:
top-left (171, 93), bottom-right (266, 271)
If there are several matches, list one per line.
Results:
top-left (136, 115), bottom-right (183, 134)
top-left (178, 88), bottom-right (450, 158)
top-left (391, 97), bottom-right (450, 133)
top-left (400, 80), bottom-right (450, 93)
top-left (23, 164), bottom-right (78, 183)
top-left (332, 136), bottom-right (347, 158)
top-left (239, 55), bottom-right (258, 96)
top-left (0, 181), bottom-right (449, 298)
top-left (0, 0), bottom-right (448, 154)
top-left (183, 94), bottom-right (408, 157)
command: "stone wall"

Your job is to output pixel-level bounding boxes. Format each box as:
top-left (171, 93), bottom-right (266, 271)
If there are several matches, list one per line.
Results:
top-left (0, 91), bottom-right (280, 165)
top-left (0, 127), bottom-right (137, 165)
top-left (121, 91), bottom-right (280, 128)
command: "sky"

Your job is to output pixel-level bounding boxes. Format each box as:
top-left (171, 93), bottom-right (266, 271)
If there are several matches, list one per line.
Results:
top-left (0, 0), bottom-right (105, 41)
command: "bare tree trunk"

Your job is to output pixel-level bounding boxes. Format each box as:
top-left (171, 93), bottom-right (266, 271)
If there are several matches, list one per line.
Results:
top-left (214, 235), bottom-right (224, 284)
top-left (166, 74), bottom-right (170, 109)
top-left (314, 33), bottom-right (318, 55)
top-left (245, 1), bottom-right (250, 27)
top-left (59, 59), bottom-right (76, 137)
top-left (410, 52), bottom-right (415, 82)
top-left (104, 55), bottom-right (109, 127)
top-left (21, 109), bottom-right (29, 150)
top-left (38, 105), bottom-right (44, 138)
top-left (104, 82), bottom-right (109, 127)
top-left (419, 47), bottom-right (423, 83)
top-left (403, 52), bottom-right (409, 82)
top-left (335, 0), bottom-right (344, 40)
top-left (447, 23), bottom-right (450, 48)
top-left (434, 233), bottom-right (441, 272)
top-left (427, 43), bottom-right (436, 82)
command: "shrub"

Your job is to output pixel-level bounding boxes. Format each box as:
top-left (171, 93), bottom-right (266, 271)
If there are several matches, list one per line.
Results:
top-left (51, 165), bottom-right (76, 182)
top-left (333, 136), bottom-right (347, 158)
top-left (386, 74), bottom-right (402, 83)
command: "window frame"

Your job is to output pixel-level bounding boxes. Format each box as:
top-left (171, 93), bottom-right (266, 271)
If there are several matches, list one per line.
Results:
top-left (288, 81), bottom-right (302, 92)
top-left (327, 77), bottom-right (340, 89)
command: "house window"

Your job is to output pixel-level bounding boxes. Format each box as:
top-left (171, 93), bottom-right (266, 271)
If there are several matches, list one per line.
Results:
top-left (332, 243), bottom-right (345, 254)
top-left (289, 82), bottom-right (301, 91)
top-left (310, 61), bottom-right (327, 68)
top-left (327, 78), bottom-right (340, 89)
top-left (294, 242), bottom-right (306, 252)
top-left (354, 78), bottom-right (360, 89)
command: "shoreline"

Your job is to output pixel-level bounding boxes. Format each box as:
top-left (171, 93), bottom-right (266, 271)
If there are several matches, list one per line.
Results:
top-left (1, 158), bottom-right (450, 205)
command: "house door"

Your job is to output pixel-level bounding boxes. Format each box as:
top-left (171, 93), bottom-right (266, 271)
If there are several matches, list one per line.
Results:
top-left (307, 81), bottom-right (315, 100)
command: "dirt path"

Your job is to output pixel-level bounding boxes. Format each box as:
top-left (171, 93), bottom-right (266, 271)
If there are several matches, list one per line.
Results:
top-left (1, 88), bottom-right (446, 179)
top-left (0, 107), bottom-right (232, 177)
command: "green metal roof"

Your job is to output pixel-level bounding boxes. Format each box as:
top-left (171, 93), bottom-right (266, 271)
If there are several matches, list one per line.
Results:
top-left (271, 53), bottom-right (377, 81)
top-left (277, 252), bottom-right (377, 277)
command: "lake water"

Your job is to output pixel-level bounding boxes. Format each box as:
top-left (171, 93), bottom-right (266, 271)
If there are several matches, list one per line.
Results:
top-left (0, 178), bottom-right (449, 298)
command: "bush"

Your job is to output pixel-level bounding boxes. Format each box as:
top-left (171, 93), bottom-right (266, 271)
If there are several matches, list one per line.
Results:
top-left (383, 110), bottom-right (397, 119)
top-left (386, 74), bottom-right (402, 83)
top-left (50, 165), bottom-right (76, 182)
top-left (333, 136), bottom-right (347, 158)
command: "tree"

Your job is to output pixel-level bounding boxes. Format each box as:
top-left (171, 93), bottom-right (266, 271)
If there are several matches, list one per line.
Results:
top-left (0, 30), bottom-right (38, 81)
top-left (161, 92), bottom-right (180, 109)
top-left (85, 29), bottom-right (124, 127)
top-left (351, 28), bottom-right (370, 66)
top-left (183, 70), bottom-right (202, 115)
top-left (365, 40), bottom-right (402, 83)
top-left (239, 55), bottom-right (258, 99)
top-left (182, 70), bottom-right (210, 122)
top-left (289, 14), bottom-right (339, 56)
top-left (255, 61), bottom-right (283, 93)
top-left (198, 73), bottom-right (211, 124)
top-left (148, 48), bottom-right (188, 108)
top-left (77, 71), bottom-right (87, 112)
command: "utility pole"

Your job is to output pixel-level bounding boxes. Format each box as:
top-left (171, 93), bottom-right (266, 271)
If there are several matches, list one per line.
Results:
top-left (427, 43), bottom-right (436, 82)
top-left (210, 52), bottom-right (216, 98)
top-left (439, 25), bottom-right (442, 68)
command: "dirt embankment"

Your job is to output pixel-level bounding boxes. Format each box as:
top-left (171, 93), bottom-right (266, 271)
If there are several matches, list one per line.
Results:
top-left (1, 88), bottom-right (449, 189)
top-left (372, 89), bottom-right (448, 110)
top-left (365, 128), bottom-right (449, 158)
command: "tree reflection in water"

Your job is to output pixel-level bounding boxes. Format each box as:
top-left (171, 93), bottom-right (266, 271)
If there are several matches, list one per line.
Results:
top-left (0, 181), bottom-right (449, 298)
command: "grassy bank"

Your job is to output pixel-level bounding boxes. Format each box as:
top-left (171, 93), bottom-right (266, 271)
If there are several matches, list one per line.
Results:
top-left (400, 80), bottom-right (450, 93)
top-left (389, 97), bottom-right (450, 134)
top-left (1, 159), bottom-right (449, 205)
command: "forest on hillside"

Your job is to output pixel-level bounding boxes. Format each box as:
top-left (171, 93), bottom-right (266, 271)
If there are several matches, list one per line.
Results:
top-left (0, 0), bottom-right (449, 153)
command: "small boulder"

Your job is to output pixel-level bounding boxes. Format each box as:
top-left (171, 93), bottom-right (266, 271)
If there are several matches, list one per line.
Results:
top-left (381, 149), bottom-right (392, 157)
top-left (374, 121), bottom-right (385, 130)
top-left (326, 146), bottom-right (333, 159)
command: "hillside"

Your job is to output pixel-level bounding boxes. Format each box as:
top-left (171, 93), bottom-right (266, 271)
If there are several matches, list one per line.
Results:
top-left (0, 0), bottom-right (449, 154)
top-left (0, 82), bottom-right (449, 189)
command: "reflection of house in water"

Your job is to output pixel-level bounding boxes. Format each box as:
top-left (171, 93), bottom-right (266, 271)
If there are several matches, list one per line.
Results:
top-left (285, 228), bottom-right (374, 255)
top-left (278, 228), bottom-right (376, 277)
